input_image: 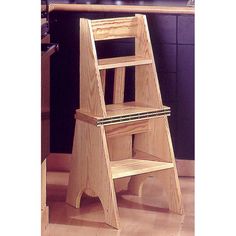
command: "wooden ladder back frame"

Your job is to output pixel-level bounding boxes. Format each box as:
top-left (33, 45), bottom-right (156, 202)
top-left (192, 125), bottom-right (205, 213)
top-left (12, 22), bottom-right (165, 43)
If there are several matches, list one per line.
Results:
top-left (80, 18), bottom-right (107, 117)
top-left (135, 14), bottom-right (163, 108)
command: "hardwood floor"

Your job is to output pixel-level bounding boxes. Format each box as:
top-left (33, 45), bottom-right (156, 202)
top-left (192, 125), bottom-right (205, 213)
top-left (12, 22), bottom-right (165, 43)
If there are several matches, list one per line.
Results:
top-left (45, 172), bottom-right (194, 236)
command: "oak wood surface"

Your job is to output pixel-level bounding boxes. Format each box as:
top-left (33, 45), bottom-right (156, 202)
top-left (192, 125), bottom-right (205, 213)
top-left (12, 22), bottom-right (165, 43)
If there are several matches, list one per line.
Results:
top-left (49, 4), bottom-right (195, 15)
top-left (79, 18), bottom-right (107, 117)
top-left (100, 69), bottom-right (106, 94)
top-left (111, 159), bottom-right (174, 179)
top-left (92, 16), bottom-right (138, 41)
top-left (113, 67), bottom-right (125, 104)
top-left (98, 55), bottom-right (152, 70)
top-left (106, 102), bottom-right (168, 117)
top-left (65, 14), bottom-right (183, 229)
top-left (133, 117), bottom-right (184, 214)
top-left (76, 102), bottom-right (170, 121)
top-left (41, 206), bottom-right (49, 236)
top-left (105, 120), bottom-right (150, 138)
top-left (135, 14), bottom-right (163, 109)
top-left (66, 120), bottom-right (120, 228)
top-left (107, 136), bottom-right (132, 193)
top-left (46, 152), bottom-right (194, 177)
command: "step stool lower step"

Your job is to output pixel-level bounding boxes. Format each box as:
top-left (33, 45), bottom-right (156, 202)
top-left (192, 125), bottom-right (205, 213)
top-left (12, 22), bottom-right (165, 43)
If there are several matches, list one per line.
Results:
top-left (111, 159), bottom-right (174, 179)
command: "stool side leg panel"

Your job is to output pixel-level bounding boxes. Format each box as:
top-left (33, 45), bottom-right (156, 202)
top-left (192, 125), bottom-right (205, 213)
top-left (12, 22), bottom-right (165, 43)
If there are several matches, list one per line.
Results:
top-left (66, 120), bottom-right (88, 207)
top-left (162, 117), bottom-right (184, 214)
top-left (132, 117), bottom-right (183, 214)
top-left (87, 123), bottom-right (120, 229)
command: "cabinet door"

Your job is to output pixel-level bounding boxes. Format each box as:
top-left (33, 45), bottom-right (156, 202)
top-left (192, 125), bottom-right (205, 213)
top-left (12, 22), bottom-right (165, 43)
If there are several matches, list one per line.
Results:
top-left (176, 44), bottom-right (194, 160)
top-left (148, 14), bottom-right (177, 44)
top-left (178, 15), bottom-right (194, 44)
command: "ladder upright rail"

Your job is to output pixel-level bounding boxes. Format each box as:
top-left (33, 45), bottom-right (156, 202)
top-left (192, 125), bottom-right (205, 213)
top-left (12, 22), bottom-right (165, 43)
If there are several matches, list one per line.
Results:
top-left (79, 18), bottom-right (107, 117)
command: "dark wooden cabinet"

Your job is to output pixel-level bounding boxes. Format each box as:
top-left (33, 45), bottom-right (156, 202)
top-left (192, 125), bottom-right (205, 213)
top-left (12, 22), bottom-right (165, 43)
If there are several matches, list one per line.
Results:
top-left (49, 11), bottom-right (194, 160)
top-left (176, 44), bottom-right (194, 159)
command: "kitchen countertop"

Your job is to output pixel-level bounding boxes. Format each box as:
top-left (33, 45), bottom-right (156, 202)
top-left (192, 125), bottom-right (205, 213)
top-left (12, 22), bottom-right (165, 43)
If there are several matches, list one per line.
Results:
top-left (48, 0), bottom-right (194, 14)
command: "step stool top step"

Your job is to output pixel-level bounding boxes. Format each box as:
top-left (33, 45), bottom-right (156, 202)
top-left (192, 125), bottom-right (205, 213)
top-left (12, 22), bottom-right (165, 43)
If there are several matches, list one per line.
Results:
top-left (76, 102), bottom-right (170, 126)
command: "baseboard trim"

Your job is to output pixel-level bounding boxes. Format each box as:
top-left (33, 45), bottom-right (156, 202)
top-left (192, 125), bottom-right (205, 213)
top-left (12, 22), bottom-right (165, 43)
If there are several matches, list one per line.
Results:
top-left (47, 153), bottom-right (194, 177)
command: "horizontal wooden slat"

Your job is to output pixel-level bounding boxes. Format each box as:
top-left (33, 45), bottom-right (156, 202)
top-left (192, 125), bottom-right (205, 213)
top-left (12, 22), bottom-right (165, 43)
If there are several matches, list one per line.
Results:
top-left (111, 159), bottom-right (174, 179)
top-left (98, 56), bottom-right (152, 70)
top-left (75, 102), bottom-right (170, 126)
top-left (46, 153), bottom-right (194, 177)
top-left (105, 120), bottom-right (150, 138)
top-left (91, 16), bottom-right (137, 41)
top-left (106, 102), bottom-right (169, 117)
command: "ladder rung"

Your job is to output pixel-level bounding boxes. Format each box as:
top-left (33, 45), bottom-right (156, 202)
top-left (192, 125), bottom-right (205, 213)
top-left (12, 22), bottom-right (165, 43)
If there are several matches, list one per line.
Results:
top-left (98, 56), bottom-right (152, 70)
top-left (111, 158), bottom-right (174, 179)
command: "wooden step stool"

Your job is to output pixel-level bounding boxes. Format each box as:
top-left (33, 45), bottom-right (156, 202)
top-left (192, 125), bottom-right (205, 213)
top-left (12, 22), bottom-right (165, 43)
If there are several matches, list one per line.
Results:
top-left (66, 14), bottom-right (183, 229)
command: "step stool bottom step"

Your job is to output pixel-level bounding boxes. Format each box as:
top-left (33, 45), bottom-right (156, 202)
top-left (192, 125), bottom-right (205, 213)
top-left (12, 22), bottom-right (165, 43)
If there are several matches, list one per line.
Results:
top-left (111, 159), bottom-right (174, 179)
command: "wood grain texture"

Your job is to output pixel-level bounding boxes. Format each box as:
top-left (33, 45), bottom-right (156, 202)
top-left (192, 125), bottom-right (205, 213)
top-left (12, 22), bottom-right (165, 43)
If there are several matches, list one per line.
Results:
top-left (65, 15), bottom-right (184, 229)
top-left (92, 16), bottom-right (138, 41)
top-left (66, 120), bottom-right (120, 229)
top-left (41, 206), bottom-right (49, 236)
top-left (105, 102), bottom-right (167, 117)
top-left (75, 102), bottom-right (170, 124)
top-left (105, 120), bottom-right (150, 138)
top-left (41, 159), bottom-right (47, 210)
top-left (113, 67), bottom-right (125, 104)
top-left (135, 15), bottom-right (163, 108)
top-left (100, 69), bottom-right (106, 94)
top-left (46, 153), bottom-right (194, 177)
top-left (107, 136), bottom-right (132, 193)
top-left (98, 55), bottom-right (152, 70)
top-left (49, 4), bottom-right (195, 15)
top-left (133, 117), bottom-right (184, 214)
top-left (79, 18), bottom-right (107, 117)
top-left (111, 159), bottom-right (174, 179)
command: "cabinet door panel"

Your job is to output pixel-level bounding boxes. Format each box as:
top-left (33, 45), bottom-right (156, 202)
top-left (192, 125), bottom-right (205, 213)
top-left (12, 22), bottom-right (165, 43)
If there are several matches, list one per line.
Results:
top-left (178, 15), bottom-right (194, 44)
top-left (148, 14), bottom-right (177, 44)
top-left (176, 45), bottom-right (194, 159)
top-left (153, 44), bottom-right (177, 73)
top-left (158, 72), bottom-right (177, 103)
